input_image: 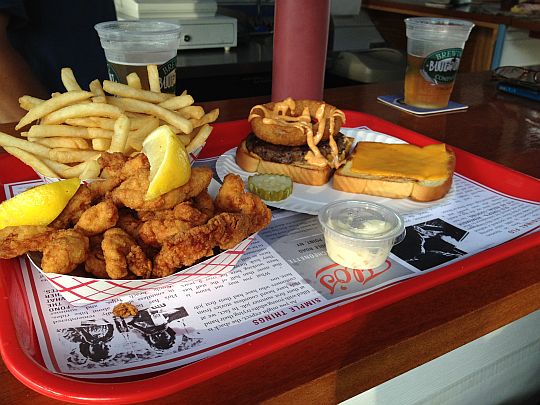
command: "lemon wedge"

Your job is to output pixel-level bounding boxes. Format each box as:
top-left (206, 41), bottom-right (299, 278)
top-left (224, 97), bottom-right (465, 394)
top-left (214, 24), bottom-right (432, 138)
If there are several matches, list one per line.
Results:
top-left (142, 125), bottom-right (191, 201)
top-left (0, 178), bottom-right (80, 230)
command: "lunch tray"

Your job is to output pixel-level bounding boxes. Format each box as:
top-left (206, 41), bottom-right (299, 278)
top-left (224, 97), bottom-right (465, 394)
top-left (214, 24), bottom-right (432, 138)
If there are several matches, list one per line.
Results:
top-left (1, 111), bottom-right (539, 404)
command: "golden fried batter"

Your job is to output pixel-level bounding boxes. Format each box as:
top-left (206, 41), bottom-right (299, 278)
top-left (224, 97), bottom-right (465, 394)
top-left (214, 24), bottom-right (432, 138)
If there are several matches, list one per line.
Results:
top-left (111, 166), bottom-right (213, 211)
top-left (102, 228), bottom-right (152, 279)
top-left (112, 302), bottom-right (139, 318)
top-left (75, 200), bottom-right (119, 236)
top-left (0, 225), bottom-right (54, 258)
top-left (41, 229), bottom-right (89, 274)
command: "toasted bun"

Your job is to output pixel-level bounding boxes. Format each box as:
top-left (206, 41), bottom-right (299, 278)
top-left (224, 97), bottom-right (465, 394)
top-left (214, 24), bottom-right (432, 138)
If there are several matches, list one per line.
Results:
top-left (332, 146), bottom-right (455, 202)
top-left (235, 141), bottom-right (332, 186)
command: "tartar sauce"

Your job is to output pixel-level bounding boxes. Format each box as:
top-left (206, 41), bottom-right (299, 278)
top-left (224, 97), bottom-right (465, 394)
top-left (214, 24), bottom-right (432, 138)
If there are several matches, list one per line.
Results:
top-left (318, 201), bottom-right (405, 270)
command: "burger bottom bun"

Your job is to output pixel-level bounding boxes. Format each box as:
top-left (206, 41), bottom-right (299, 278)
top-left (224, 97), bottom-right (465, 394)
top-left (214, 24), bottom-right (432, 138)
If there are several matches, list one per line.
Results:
top-left (235, 141), bottom-right (332, 186)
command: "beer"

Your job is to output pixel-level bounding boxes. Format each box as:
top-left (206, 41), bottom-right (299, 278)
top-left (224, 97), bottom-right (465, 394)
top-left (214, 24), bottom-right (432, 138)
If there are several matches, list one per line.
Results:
top-left (107, 58), bottom-right (177, 94)
top-left (404, 54), bottom-right (457, 109)
top-left (403, 17), bottom-right (474, 109)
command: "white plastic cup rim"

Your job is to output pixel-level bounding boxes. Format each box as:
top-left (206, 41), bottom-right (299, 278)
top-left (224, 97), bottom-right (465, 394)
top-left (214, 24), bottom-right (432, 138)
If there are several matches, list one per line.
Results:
top-left (405, 17), bottom-right (474, 41)
top-left (95, 20), bottom-right (182, 44)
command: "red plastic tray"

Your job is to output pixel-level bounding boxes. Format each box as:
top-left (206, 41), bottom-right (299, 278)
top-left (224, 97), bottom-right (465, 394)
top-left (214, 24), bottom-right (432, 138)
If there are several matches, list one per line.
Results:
top-left (1, 111), bottom-right (539, 403)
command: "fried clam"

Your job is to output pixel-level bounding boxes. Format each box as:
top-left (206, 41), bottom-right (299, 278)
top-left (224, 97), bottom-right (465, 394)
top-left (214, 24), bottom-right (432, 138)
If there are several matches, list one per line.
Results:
top-left (41, 229), bottom-right (89, 274)
top-left (110, 166), bottom-right (213, 211)
top-left (248, 98), bottom-right (345, 146)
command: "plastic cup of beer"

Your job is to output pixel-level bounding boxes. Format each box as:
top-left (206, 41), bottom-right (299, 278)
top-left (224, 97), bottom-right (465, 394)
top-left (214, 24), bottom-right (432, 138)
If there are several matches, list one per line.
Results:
top-left (404, 17), bottom-right (474, 109)
top-left (95, 20), bottom-right (181, 94)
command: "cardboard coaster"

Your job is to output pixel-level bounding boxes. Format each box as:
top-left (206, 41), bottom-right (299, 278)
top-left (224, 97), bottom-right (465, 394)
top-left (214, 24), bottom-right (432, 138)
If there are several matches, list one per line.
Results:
top-left (377, 95), bottom-right (468, 115)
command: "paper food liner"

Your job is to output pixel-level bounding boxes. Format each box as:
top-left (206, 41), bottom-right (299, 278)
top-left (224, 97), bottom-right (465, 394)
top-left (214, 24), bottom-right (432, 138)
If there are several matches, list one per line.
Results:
top-left (29, 141), bottom-right (238, 306)
top-left (27, 235), bottom-right (254, 307)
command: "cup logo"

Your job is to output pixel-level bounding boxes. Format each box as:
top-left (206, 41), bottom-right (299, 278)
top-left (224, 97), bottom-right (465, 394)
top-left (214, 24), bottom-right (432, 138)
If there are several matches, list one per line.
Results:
top-left (158, 56), bottom-right (177, 94)
top-left (421, 48), bottom-right (462, 85)
top-left (106, 56), bottom-right (177, 94)
top-left (107, 63), bottom-right (120, 83)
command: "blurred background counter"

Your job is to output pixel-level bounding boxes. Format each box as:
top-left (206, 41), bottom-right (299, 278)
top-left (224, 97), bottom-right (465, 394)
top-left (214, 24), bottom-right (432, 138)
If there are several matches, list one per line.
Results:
top-left (113, 0), bottom-right (540, 100)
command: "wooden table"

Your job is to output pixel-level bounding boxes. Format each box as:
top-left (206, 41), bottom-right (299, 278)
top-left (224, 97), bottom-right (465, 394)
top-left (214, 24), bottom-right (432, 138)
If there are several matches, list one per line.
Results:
top-left (1, 71), bottom-right (539, 404)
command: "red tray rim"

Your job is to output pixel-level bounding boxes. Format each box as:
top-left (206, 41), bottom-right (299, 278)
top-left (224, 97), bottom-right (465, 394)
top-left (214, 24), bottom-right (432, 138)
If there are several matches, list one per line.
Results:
top-left (0, 111), bottom-right (539, 403)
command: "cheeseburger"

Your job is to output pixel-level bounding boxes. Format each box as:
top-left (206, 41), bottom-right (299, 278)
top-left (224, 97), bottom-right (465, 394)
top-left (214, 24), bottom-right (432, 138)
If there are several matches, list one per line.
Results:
top-left (235, 98), bottom-right (353, 186)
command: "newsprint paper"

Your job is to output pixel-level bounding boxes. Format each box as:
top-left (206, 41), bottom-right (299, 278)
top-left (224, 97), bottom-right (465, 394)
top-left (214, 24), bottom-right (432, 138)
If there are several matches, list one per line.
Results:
top-left (3, 133), bottom-right (538, 379)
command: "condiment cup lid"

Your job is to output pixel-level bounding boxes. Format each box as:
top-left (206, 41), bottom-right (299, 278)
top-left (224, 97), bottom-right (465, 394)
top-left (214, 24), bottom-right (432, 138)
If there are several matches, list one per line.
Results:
top-left (318, 200), bottom-right (405, 244)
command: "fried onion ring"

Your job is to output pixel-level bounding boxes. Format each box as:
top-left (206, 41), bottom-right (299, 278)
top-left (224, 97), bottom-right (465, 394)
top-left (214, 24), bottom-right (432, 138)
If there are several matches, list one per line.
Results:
top-left (248, 98), bottom-right (345, 147)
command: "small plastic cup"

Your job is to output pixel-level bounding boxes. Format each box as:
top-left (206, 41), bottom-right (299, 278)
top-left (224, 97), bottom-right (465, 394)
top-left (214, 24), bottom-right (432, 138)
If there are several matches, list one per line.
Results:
top-left (404, 17), bottom-right (474, 109)
top-left (318, 200), bottom-right (405, 269)
top-left (95, 20), bottom-right (181, 94)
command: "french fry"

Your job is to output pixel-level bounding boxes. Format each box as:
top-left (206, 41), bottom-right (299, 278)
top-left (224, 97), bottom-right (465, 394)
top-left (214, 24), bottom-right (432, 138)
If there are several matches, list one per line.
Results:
top-left (3, 146), bottom-right (58, 177)
top-left (12, 66), bottom-right (217, 181)
top-left (29, 136), bottom-right (90, 150)
top-left (92, 96), bottom-right (107, 103)
top-left (147, 65), bottom-right (160, 93)
top-left (87, 128), bottom-right (114, 139)
top-left (66, 116), bottom-right (151, 131)
top-left (92, 138), bottom-right (111, 151)
top-left (79, 160), bottom-right (101, 180)
top-left (108, 115), bottom-right (130, 153)
top-left (28, 124), bottom-right (113, 140)
top-left (126, 116), bottom-right (160, 151)
top-left (107, 97), bottom-right (193, 134)
top-left (177, 134), bottom-right (190, 145)
top-left (103, 80), bottom-right (172, 103)
top-left (16, 90), bottom-right (93, 130)
top-left (19, 95), bottom-right (44, 111)
top-left (65, 117), bottom-right (113, 129)
top-left (61, 67), bottom-right (82, 91)
top-left (186, 124), bottom-right (212, 154)
top-left (27, 124), bottom-right (90, 139)
top-left (127, 72), bottom-right (142, 89)
top-left (59, 161), bottom-right (89, 178)
top-left (89, 79), bottom-right (105, 97)
top-left (158, 94), bottom-right (194, 110)
top-left (177, 105), bottom-right (204, 119)
top-left (41, 158), bottom-right (73, 176)
top-left (0, 132), bottom-right (51, 158)
top-left (189, 108), bottom-right (219, 128)
top-left (41, 103), bottom-right (123, 125)
top-left (49, 149), bottom-right (100, 164)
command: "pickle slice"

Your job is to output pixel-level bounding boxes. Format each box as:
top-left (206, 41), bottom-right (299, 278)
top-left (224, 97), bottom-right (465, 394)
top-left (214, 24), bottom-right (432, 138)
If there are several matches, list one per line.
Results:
top-left (248, 174), bottom-right (293, 201)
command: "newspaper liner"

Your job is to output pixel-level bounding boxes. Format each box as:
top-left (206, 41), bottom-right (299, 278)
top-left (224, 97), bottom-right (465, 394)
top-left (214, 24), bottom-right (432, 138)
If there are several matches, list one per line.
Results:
top-left (26, 235), bottom-right (254, 306)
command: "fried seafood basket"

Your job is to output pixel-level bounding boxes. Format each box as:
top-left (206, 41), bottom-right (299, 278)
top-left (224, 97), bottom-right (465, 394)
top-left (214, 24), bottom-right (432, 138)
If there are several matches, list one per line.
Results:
top-left (1, 114), bottom-right (539, 404)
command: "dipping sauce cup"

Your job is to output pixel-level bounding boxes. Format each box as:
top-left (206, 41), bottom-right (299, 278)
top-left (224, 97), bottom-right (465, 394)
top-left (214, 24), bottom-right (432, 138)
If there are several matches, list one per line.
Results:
top-left (318, 200), bottom-right (405, 269)
top-left (95, 20), bottom-right (181, 94)
top-left (404, 17), bottom-right (474, 109)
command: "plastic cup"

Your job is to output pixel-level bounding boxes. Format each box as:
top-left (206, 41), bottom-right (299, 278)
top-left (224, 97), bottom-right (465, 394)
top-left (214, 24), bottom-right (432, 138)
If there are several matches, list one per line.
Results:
top-left (404, 17), bottom-right (474, 109)
top-left (95, 20), bottom-right (181, 94)
top-left (318, 200), bottom-right (405, 269)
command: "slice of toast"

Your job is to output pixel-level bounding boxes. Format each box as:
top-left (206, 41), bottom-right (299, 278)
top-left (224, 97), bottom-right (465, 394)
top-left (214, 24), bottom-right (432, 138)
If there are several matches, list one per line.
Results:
top-left (332, 142), bottom-right (455, 202)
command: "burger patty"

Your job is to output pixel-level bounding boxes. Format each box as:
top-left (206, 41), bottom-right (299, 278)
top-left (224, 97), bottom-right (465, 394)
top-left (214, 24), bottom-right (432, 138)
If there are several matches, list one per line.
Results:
top-left (245, 132), bottom-right (353, 165)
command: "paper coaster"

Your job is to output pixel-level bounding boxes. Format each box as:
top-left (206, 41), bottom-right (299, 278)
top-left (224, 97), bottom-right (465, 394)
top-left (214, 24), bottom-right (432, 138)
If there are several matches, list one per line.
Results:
top-left (377, 95), bottom-right (468, 115)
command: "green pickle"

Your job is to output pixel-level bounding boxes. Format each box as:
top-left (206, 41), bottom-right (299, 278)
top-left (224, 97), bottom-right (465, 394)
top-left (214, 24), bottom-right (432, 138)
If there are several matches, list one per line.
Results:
top-left (248, 174), bottom-right (293, 201)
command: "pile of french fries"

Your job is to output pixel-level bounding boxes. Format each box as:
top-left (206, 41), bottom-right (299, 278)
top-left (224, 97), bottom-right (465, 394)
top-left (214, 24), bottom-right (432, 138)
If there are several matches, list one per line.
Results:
top-left (0, 66), bottom-right (219, 180)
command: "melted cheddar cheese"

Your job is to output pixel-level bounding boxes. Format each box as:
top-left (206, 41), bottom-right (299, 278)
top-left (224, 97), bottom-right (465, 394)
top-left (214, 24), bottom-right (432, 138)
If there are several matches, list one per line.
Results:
top-left (351, 143), bottom-right (449, 181)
